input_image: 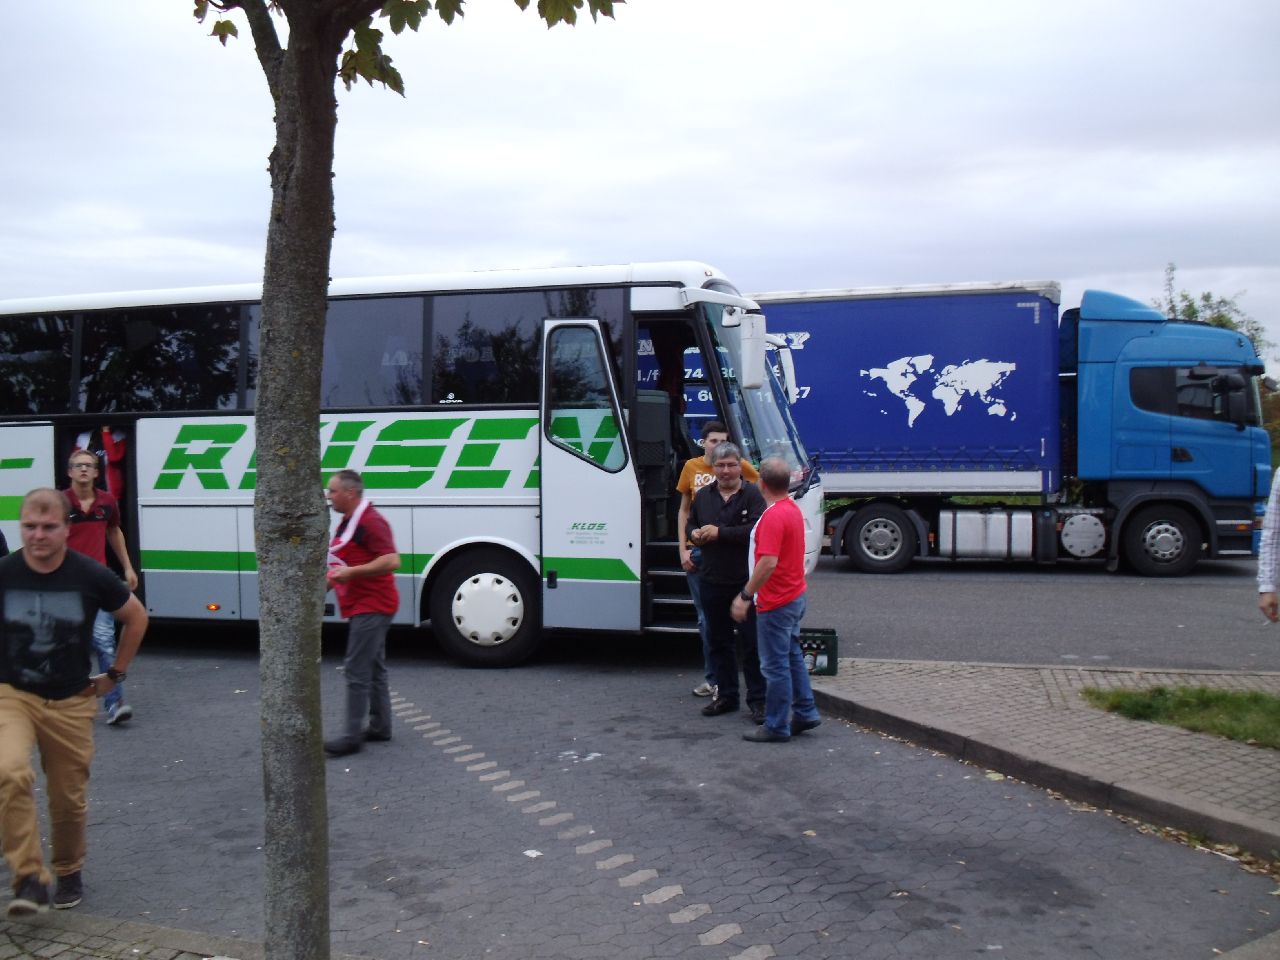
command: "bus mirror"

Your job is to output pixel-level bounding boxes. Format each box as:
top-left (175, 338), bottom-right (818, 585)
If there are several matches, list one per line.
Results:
top-left (736, 310), bottom-right (766, 390)
top-left (767, 336), bottom-right (799, 404)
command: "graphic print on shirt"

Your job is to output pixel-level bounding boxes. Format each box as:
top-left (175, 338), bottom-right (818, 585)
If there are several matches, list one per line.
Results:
top-left (2, 589), bottom-right (85, 688)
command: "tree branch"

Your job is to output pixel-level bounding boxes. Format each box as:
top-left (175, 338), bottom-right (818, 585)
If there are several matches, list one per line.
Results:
top-left (225, 0), bottom-right (287, 101)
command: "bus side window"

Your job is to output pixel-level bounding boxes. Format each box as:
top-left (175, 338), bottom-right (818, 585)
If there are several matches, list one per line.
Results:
top-left (79, 305), bottom-right (241, 413)
top-left (0, 313), bottom-right (74, 414)
top-left (321, 296), bottom-right (425, 408)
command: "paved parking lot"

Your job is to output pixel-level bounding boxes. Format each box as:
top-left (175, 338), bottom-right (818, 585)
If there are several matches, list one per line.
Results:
top-left (42, 636), bottom-right (1278, 959)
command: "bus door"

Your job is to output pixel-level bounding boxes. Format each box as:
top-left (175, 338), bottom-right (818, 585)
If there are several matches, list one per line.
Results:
top-left (0, 424), bottom-right (55, 548)
top-left (540, 320), bottom-right (642, 631)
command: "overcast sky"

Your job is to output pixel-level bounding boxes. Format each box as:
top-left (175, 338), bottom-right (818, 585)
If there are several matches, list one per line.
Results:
top-left (4, 1), bottom-right (1278, 359)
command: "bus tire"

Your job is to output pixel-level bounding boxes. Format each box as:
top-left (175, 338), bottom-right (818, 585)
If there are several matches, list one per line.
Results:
top-left (845, 504), bottom-right (916, 573)
top-left (429, 549), bottom-right (542, 666)
top-left (1122, 504), bottom-right (1202, 577)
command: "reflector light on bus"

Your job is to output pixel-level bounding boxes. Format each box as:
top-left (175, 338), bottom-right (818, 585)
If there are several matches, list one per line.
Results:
top-left (206, 603), bottom-right (221, 612)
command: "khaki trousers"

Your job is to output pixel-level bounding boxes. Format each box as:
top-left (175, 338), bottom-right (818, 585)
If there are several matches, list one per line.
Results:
top-left (0, 683), bottom-right (97, 889)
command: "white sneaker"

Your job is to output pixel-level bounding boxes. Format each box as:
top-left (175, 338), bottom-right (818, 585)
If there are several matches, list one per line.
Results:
top-left (106, 704), bottom-right (133, 725)
top-left (692, 682), bottom-right (716, 697)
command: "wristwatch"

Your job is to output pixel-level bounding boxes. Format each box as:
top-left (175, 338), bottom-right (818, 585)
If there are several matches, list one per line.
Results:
top-left (105, 667), bottom-right (127, 683)
top-left (739, 590), bottom-right (753, 603)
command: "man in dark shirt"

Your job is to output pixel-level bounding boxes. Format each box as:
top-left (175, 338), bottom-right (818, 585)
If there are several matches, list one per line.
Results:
top-left (0, 488), bottom-right (147, 915)
top-left (688, 442), bottom-right (766, 721)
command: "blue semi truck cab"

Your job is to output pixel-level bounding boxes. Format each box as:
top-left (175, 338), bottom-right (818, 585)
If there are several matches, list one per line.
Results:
top-left (753, 282), bottom-right (1269, 575)
top-left (1068, 289), bottom-right (1267, 573)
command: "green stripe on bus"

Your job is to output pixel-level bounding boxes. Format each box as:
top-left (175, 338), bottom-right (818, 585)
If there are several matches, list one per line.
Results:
top-left (0, 496), bottom-right (21, 521)
top-left (541, 557), bottom-right (638, 582)
top-left (142, 550), bottom-right (255, 572)
top-left (142, 550), bottom-right (432, 575)
top-left (0, 459), bottom-right (35, 470)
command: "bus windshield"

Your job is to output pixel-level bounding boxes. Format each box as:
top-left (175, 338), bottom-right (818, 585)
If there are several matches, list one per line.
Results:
top-left (704, 304), bottom-right (811, 476)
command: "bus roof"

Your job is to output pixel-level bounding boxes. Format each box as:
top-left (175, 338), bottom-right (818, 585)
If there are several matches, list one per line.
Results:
top-left (0, 261), bottom-right (732, 315)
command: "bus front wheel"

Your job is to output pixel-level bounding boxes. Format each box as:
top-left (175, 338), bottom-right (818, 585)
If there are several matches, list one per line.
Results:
top-left (429, 549), bottom-right (542, 666)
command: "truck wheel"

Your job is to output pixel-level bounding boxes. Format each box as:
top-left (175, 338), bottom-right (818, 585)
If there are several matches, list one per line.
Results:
top-left (429, 549), bottom-right (542, 666)
top-left (1122, 505), bottom-right (1202, 577)
top-left (845, 504), bottom-right (917, 573)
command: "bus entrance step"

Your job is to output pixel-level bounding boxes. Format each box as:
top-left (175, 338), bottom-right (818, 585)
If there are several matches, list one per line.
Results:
top-left (643, 622), bottom-right (700, 637)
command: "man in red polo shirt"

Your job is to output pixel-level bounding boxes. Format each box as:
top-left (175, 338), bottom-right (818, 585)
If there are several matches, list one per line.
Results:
top-left (323, 469), bottom-right (400, 758)
top-left (65, 450), bottom-right (138, 726)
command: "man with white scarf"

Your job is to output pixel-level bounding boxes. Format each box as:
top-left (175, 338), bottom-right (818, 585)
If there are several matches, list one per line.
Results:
top-left (323, 469), bottom-right (401, 758)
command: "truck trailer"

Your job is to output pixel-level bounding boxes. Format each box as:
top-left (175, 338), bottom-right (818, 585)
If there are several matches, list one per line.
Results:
top-left (751, 281), bottom-right (1269, 576)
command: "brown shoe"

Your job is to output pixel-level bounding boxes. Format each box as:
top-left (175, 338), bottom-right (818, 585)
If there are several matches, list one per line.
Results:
top-left (701, 698), bottom-right (738, 717)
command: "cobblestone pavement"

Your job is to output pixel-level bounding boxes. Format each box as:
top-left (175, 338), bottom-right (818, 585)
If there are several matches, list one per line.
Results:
top-left (1, 646), bottom-right (1277, 959)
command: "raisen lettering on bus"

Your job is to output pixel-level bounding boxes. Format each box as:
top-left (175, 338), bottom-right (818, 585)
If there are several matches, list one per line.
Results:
top-left (151, 414), bottom-right (622, 491)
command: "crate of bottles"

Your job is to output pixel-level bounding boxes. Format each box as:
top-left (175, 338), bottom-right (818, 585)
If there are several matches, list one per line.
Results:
top-left (799, 627), bottom-right (838, 676)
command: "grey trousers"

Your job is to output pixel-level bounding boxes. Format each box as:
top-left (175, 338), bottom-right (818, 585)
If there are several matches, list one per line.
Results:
top-left (343, 612), bottom-right (392, 742)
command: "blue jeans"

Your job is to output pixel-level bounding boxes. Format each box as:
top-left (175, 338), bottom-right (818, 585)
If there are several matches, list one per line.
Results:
top-left (756, 593), bottom-right (820, 738)
top-left (91, 609), bottom-right (123, 715)
top-left (685, 548), bottom-right (714, 686)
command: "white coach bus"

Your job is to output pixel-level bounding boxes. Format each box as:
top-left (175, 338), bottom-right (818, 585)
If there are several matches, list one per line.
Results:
top-left (0, 262), bottom-right (821, 666)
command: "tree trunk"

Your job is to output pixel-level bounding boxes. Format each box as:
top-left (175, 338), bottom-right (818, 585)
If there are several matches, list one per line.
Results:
top-left (254, 12), bottom-right (344, 960)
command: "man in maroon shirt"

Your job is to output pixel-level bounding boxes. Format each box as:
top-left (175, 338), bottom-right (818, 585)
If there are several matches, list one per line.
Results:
top-left (65, 450), bottom-right (138, 725)
top-left (323, 469), bottom-right (401, 758)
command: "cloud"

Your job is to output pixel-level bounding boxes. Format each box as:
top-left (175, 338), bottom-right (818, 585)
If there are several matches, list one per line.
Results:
top-left (2, 0), bottom-right (1278, 357)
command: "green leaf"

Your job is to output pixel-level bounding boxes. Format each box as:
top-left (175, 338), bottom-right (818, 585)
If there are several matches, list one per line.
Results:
top-left (537, 0), bottom-right (579, 27)
top-left (352, 17), bottom-right (385, 51)
top-left (211, 19), bottom-right (239, 46)
top-left (339, 19), bottom-right (407, 96)
top-left (383, 0), bottom-right (430, 35)
top-left (524, 0), bottom-right (621, 28)
top-left (436, 0), bottom-right (466, 25)
top-left (584, 0), bottom-right (619, 21)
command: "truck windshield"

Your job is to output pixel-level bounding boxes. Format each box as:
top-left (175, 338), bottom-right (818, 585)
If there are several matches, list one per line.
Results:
top-left (703, 304), bottom-right (812, 476)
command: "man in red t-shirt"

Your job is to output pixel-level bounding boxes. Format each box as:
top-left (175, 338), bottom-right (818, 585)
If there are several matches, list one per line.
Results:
top-left (731, 457), bottom-right (822, 742)
top-left (323, 470), bottom-right (401, 758)
top-left (65, 450), bottom-right (138, 726)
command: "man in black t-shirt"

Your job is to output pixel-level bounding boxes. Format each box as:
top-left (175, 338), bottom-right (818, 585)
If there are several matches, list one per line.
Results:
top-left (688, 442), bottom-right (767, 721)
top-left (0, 488), bottom-right (147, 917)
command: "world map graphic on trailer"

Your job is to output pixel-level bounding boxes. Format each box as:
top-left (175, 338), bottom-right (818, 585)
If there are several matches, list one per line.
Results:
top-left (861, 355), bottom-right (1018, 427)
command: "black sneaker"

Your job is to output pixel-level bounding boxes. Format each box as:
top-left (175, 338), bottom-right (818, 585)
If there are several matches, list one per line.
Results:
top-left (7, 875), bottom-right (49, 916)
top-left (363, 729), bottom-right (392, 742)
top-left (53, 872), bottom-right (82, 910)
top-left (324, 737), bottom-right (361, 758)
top-left (791, 717), bottom-right (822, 736)
top-left (748, 703), bottom-right (766, 725)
